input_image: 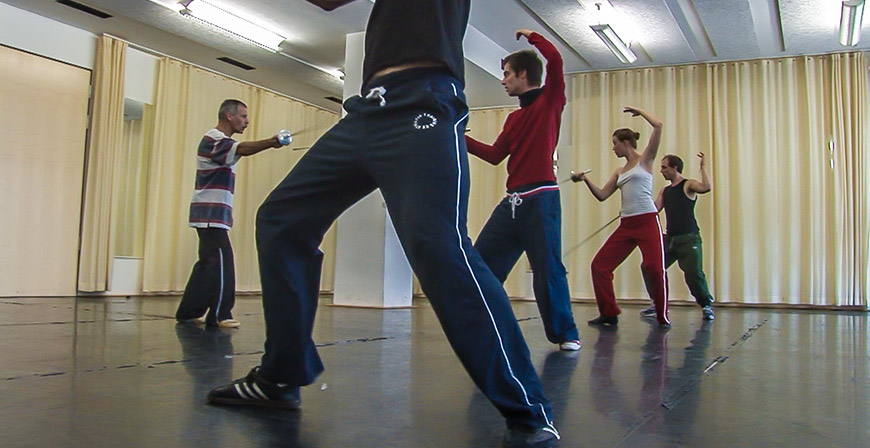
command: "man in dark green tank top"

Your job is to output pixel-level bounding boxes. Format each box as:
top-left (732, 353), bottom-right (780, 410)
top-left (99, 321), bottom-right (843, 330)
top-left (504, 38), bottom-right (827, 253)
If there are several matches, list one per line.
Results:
top-left (641, 152), bottom-right (715, 320)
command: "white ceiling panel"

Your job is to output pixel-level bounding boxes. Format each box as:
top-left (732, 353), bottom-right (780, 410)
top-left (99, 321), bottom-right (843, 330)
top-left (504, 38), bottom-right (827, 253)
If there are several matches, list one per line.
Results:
top-left (611, 0), bottom-right (699, 65)
top-left (521, 0), bottom-right (632, 69)
top-left (780, 0), bottom-right (870, 53)
top-left (472, 0), bottom-right (587, 69)
top-left (693, 0), bottom-right (762, 59)
top-left (1, 0), bottom-right (867, 110)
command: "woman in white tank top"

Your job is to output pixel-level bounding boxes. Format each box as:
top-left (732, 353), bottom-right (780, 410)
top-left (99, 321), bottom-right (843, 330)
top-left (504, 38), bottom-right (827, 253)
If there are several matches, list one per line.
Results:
top-left (570, 107), bottom-right (671, 327)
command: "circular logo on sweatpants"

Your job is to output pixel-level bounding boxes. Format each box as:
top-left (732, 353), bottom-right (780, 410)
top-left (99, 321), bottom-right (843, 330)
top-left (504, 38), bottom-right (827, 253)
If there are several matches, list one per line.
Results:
top-left (413, 113), bottom-right (437, 130)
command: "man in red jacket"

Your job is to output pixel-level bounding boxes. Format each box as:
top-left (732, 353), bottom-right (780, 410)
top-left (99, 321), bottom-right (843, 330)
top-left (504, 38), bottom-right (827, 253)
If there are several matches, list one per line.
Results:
top-left (466, 29), bottom-right (579, 351)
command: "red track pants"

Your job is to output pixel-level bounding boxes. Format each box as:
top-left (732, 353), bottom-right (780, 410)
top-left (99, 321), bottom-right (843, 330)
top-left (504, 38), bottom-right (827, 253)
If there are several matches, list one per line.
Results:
top-left (591, 212), bottom-right (669, 324)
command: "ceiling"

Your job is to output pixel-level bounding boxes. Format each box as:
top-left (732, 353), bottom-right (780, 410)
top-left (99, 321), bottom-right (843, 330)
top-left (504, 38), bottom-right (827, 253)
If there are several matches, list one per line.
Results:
top-left (3, 0), bottom-right (868, 112)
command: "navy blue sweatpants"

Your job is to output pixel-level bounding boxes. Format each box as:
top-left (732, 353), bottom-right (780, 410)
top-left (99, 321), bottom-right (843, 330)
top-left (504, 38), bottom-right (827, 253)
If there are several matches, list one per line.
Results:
top-left (255, 69), bottom-right (556, 432)
top-left (475, 188), bottom-right (579, 344)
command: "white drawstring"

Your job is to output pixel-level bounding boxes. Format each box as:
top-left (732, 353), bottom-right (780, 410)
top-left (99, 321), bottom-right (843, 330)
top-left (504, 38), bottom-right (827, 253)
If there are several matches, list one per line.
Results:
top-left (365, 86), bottom-right (387, 106)
top-left (509, 193), bottom-right (523, 219)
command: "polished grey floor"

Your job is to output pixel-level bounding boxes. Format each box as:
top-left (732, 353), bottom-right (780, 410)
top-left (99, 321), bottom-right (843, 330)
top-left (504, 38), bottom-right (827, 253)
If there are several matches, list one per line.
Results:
top-left (1, 296), bottom-right (868, 447)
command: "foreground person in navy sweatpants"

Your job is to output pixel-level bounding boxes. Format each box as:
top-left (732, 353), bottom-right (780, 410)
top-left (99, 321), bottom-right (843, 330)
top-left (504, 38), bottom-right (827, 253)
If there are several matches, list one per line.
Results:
top-left (207, 1), bottom-right (559, 446)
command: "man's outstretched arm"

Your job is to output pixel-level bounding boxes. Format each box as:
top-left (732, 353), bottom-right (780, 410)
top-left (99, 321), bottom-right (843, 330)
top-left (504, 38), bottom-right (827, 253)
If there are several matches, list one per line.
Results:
top-left (306, 0), bottom-right (357, 11)
top-left (465, 135), bottom-right (510, 165)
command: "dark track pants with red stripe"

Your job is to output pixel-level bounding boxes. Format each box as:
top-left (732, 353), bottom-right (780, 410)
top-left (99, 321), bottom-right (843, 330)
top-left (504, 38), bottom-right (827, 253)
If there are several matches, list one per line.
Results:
top-left (475, 188), bottom-right (579, 344)
top-left (591, 212), bottom-right (669, 325)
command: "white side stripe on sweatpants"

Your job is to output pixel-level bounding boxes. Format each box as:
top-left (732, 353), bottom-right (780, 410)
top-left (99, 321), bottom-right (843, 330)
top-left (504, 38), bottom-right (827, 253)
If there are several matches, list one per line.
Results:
top-left (448, 83), bottom-right (559, 439)
top-left (215, 248), bottom-right (224, 318)
top-left (655, 216), bottom-right (670, 324)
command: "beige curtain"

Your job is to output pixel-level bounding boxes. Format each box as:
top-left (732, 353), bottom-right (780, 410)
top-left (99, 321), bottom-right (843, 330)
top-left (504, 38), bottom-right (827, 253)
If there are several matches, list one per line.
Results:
top-left (78, 35), bottom-right (126, 292)
top-left (142, 58), bottom-right (339, 292)
top-left (569, 53), bottom-right (868, 307)
top-left (466, 108), bottom-right (527, 296)
top-left (232, 90), bottom-right (341, 291)
top-left (115, 104), bottom-right (154, 257)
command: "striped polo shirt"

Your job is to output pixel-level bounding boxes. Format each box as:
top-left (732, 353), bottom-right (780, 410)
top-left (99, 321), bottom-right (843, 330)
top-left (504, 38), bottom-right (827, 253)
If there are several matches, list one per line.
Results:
top-left (188, 128), bottom-right (241, 230)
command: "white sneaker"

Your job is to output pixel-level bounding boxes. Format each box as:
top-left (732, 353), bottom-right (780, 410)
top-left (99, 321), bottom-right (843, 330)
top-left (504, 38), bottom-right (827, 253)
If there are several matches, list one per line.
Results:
top-left (177, 316), bottom-right (206, 324)
top-left (639, 305), bottom-right (657, 317)
top-left (702, 306), bottom-right (715, 321)
top-left (559, 340), bottom-right (581, 351)
top-left (217, 319), bottom-right (240, 328)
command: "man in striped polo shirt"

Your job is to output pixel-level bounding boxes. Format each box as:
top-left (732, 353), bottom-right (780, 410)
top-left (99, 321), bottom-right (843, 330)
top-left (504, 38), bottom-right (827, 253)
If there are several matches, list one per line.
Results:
top-left (176, 99), bottom-right (284, 328)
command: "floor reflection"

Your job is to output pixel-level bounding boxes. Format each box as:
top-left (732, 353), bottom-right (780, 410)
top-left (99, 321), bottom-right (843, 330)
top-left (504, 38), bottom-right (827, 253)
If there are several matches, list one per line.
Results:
top-left (639, 322), bottom-right (670, 431)
top-left (540, 349), bottom-right (580, 428)
top-left (658, 320), bottom-right (713, 443)
top-left (3, 297), bottom-right (866, 447)
top-left (589, 327), bottom-right (637, 427)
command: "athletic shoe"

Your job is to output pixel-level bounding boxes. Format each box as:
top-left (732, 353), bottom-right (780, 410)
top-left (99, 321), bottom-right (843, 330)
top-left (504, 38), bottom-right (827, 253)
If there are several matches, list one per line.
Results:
top-left (207, 367), bottom-right (300, 409)
top-left (587, 315), bottom-right (618, 326)
top-left (639, 305), bottom-right (656, 318)
top-left (177, 316), bottom-right (205, 324)
top-left (502, 427), bottom-right (558, 448)
top-left (559, 340), bottom-right (581, 351)
top-left (702, 306), bottom-right (715, 321)
top-left (217, 319), bottom-right (240, 328)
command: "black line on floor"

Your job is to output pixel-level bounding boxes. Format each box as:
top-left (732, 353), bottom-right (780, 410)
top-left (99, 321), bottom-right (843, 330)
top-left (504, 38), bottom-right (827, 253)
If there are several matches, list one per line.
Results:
top-left (661, 318), bottom-right (768, 409)
top-left (0, 317), bottom-right (166, 327)
top-left (3, 336), bottom-right (396, 382)
top-left (317, 336), bottom-right (392, 347)
top-left (614, 318), bottom-right (769, 446)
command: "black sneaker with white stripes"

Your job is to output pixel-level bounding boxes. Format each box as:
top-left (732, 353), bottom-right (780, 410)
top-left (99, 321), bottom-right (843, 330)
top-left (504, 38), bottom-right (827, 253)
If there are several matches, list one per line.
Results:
top-left (207, 367), bottom-right (300, 409)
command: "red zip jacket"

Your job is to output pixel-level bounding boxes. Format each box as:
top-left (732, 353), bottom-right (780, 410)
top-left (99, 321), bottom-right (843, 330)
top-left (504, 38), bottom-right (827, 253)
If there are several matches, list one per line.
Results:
top-left (465, 32), bottom-right (566, 191)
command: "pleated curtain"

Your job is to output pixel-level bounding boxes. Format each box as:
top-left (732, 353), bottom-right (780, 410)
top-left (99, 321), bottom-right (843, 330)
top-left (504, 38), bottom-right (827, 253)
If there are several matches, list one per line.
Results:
top-left (141, 58), bottom-right (339, 292)
top-left (567, 53), bottom-right (868, 307)
top-left (77, 35), bottom-right (127, 292)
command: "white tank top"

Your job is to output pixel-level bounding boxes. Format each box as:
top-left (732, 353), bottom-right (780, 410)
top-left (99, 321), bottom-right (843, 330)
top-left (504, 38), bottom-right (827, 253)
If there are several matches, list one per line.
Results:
top-left (617, 164), bottom-right (657, 217)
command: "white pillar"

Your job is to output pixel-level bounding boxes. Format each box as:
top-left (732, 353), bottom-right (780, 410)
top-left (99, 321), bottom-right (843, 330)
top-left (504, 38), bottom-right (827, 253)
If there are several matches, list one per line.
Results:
top-left (332, 32), bottom-right (414, 308)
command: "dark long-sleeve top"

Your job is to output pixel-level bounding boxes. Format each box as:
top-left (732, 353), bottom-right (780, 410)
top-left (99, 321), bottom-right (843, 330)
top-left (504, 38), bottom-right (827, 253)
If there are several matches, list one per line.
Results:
top-left (465, 32), bottom-right (566, 191)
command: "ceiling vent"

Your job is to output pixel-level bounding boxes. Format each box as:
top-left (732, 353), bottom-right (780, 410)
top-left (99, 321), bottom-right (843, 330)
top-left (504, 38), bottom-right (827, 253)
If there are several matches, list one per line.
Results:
top-left (324, 96), bottom-right (343, 104)
top-left (217, 57), bottom-right (256, 71)
top-left (56, 0), bottom-right (112, 19)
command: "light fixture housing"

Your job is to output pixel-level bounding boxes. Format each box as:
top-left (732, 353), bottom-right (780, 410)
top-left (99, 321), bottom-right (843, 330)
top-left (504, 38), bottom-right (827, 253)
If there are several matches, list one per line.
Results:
top-left (591, 24), bottom-right (637, 64)
top-left (178, 0), bottom-right (286, 51)
top-left (276, 42), bottom-right (345, 82)
top-left (840, 0), bottom-right (865, 46)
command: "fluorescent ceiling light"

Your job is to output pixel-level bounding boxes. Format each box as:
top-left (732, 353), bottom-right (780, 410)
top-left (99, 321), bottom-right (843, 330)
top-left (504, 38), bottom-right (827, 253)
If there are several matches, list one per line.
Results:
top-left (591, 24), bottom-right (637, 64)
top-left (578, 0), bottom-right (636, 42)
top-left (178, 0), bottom-right (286, 51)
top-left (840, 0), bottom-right (865, 46)
top-left (275, 42), bottom-right (344, 82)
